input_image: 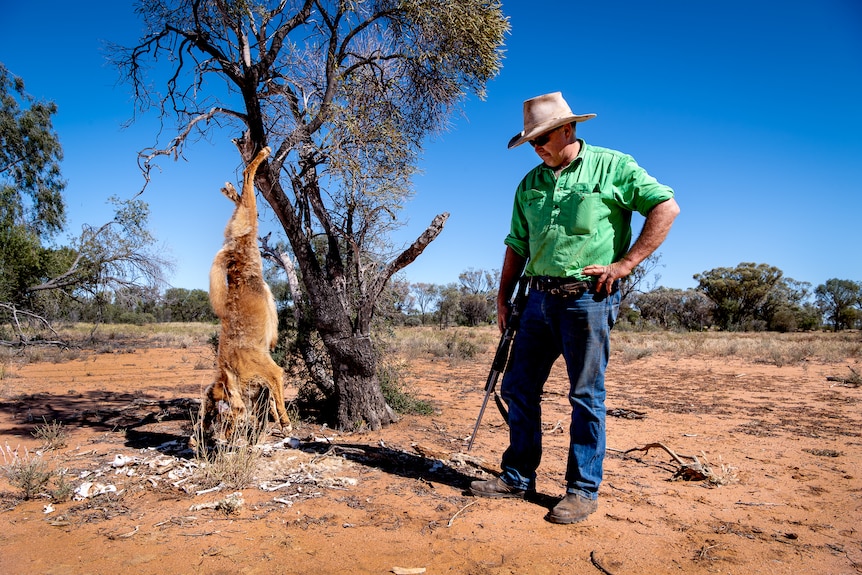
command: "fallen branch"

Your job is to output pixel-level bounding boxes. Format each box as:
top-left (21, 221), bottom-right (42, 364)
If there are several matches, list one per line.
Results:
top-left (623, 442), bottom-right (692, 465)
top-left (0, 303), bottom-right (68, 348)
top-left (826, 366), bottom-right (861, 388)
top-left (622, 442), bottom-right (730, 483)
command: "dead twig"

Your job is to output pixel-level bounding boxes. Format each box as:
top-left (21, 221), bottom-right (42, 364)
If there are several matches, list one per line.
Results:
top-left (623, 442), bottom-right (693, 465)
top-left (447, 500), bottom-right (478, 527)
top-left (827, 366), bottom-right (861, 388)
top-left (622, 442), bottom-right (731, 483)
top-left (590, 550), bottom-right (615, 575)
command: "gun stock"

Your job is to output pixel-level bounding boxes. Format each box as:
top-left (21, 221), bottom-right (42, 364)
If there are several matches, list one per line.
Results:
top-left (467, 277), bottom-right (528, 451)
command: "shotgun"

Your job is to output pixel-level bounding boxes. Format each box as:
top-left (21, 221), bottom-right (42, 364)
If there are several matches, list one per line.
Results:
top-left (467, 276), bottom-right (529, 451)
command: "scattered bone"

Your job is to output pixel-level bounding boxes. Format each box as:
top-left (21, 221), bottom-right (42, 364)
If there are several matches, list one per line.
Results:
top-left (74, 481), bottom-right (118, 500)
top-left (189, 491), bottom-right (244, 513)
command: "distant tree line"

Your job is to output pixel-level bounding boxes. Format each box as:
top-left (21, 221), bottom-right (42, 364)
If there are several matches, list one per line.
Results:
top-left (376, 259), bottom-right (862, 333)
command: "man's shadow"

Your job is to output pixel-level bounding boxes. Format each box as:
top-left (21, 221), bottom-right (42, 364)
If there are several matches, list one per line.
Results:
top-left (301, 440), bottom-right (560, 511)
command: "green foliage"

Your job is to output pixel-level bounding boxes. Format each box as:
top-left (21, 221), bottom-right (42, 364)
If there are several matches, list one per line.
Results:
top-left (694, 262), bottom-right (817, 331)
top-left (0, 71), bottom-right (173, 321)
top-left (0, 63), bottom-right (66, 238)
top-left (377, 358), bottom-right (434, 416)
top-left (162, 288), bottom-right (217, 322)
top-left (815, 278), bottom-right (862, 331)
top-left (0, 64), bottom-right (68, 307)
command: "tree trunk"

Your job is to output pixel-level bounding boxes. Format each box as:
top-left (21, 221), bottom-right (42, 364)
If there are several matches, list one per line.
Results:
top-left (323, 332), bottom-right (395, 430)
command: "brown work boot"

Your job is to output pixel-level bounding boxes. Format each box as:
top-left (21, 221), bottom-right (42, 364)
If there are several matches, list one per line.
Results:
top-left (546, 493), bottom-right (598, 524)
top-left (469, 476), bottom-right (527, 499)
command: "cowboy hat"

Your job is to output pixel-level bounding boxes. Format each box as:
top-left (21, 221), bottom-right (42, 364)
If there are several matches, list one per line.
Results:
top-left (507, 92), bottom-right (596, 149)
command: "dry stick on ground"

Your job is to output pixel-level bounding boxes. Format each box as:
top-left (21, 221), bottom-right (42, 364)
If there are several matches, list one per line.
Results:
top-left (620, 442), bottom-right (715, 482)
top-left (447, 501), bottom-right (478, 527)
top-left (590, 550), bottom-right (616, 575)
top-left (826, 366), bottom-right (861, 388)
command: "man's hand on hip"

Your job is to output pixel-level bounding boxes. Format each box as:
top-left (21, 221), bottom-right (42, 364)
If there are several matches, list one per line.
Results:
top-left (582, 261), bottom-right (632, 295)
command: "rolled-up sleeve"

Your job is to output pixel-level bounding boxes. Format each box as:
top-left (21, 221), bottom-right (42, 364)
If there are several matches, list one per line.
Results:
top-left (613, 156), bottom-right (675, 216)
top-left (504, 186), bottom-right (531, 258)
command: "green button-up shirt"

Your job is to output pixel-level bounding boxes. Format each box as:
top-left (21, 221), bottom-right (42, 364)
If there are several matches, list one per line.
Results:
top-left (505, 140), bottom-right (675, 280)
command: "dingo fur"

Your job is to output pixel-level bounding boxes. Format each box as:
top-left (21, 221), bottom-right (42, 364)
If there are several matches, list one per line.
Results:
top-left (200, 146), bottom-right (290, 441)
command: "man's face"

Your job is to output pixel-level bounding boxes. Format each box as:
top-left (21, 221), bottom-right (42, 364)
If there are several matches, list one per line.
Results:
top-left (530, 124), bottom-right (571, 168)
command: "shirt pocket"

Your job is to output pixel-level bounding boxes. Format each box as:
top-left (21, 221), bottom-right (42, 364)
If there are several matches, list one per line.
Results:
top-left (559, 183), bottom-right (601, 235)
top-left (521, 188), bottom-right (548, 232)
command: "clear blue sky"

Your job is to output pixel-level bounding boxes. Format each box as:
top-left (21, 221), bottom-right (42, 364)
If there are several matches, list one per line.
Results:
top-left (2, 1), bottom-right (860, 292)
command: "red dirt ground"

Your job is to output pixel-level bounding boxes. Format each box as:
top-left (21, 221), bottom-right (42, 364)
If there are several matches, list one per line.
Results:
top-left (0, 332), bottom-right (860, 575)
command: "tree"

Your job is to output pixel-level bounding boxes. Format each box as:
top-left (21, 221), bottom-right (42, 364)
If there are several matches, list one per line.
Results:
top-left (458, 267), bottom-right (497, 326)
top-left (1, 66), bottom-right (172, 337)
top-left (163, 288), bottom-right (217, 322)
top-left (764, 277), bottom-right (814, 332)
top-left (619, 252), bottom-right (663, 303)
top-left (117, 1), bottom-right (508, 429)
top-left (0, 63), bottom-right (66, 306)
top-left (635, 287), bottom-right (713, 331)
top-left (436, 283), bottom-right (463, 328)
top-left (694, 263), bottom-right (787, 331)
top-left (410, 282), bottom-right (439, 324)
top-left (815, 279), bottom-right (861, 331)
top-left (27, 197), bottom-right (173, 306)
top-left (375, 275), bottom-right (414, 325)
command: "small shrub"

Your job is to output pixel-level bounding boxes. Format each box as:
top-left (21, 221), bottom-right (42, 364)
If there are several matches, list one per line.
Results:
top-left (378, 359), bottom-right (433, 416)
top-left (447, 334), bottom-right (479, 360)
top-left (619, 346), bottom-right (653, 362)
top-left (193, 359), bottom-right (212, 370)
top-left (49, 468), bottom-right (74, 501)
top-left (32, 418), bottom-right (68, 450)
top-left (1, 445), bottom-right (53, 500)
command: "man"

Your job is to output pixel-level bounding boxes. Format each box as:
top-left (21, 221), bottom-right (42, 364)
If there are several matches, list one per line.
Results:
top-left (470, 92), bottom-right (680, 524)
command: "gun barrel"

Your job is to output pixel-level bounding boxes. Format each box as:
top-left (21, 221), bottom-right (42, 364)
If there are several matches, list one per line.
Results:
top-left (468, 369), bottom-right (502, 450)
top-left (466, 276), bottom-right (528, 451)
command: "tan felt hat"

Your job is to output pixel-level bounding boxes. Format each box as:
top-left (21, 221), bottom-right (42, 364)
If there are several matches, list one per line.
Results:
top-left (508, 92), bottom-right (596, 149)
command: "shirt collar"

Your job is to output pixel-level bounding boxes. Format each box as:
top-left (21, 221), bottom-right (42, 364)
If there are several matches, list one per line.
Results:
top-left (539, 138), bottom-right (586, 174)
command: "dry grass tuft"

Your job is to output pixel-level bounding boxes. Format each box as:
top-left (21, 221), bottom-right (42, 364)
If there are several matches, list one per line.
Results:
top-left (612, 330), bottom-right (860, 365)
top-left (32, 418), bottom-right (68, 450)
top-left (1, 445), bottom-right (53, 500)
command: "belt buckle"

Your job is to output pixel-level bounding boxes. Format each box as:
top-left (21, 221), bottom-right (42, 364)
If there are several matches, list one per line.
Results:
top-left (536, 277), bottom-right (559, 295)
top-left (558, 280), bottom-right (590, 297)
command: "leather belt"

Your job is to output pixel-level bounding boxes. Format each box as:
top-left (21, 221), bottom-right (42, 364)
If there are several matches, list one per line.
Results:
top-left (528, 276), bottom-right (594, 297)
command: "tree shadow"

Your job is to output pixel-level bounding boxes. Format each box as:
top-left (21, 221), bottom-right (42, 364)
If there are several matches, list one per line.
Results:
top-left (0, 393), bottom-right (559, 509)
top-left (0, 390), bottom-right (197, 456)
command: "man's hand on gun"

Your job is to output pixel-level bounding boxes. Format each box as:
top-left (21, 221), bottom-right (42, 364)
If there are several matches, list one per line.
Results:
top-left (497, 300), bottom-right (512, 333)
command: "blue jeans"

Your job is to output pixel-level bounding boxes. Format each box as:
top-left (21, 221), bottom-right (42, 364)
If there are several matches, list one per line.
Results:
top-left (499, 287), bottom-right (620, 500)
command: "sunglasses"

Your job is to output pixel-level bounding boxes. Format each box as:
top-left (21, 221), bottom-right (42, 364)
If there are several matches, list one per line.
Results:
top-left (528, 126), bottom-right (560, 147)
